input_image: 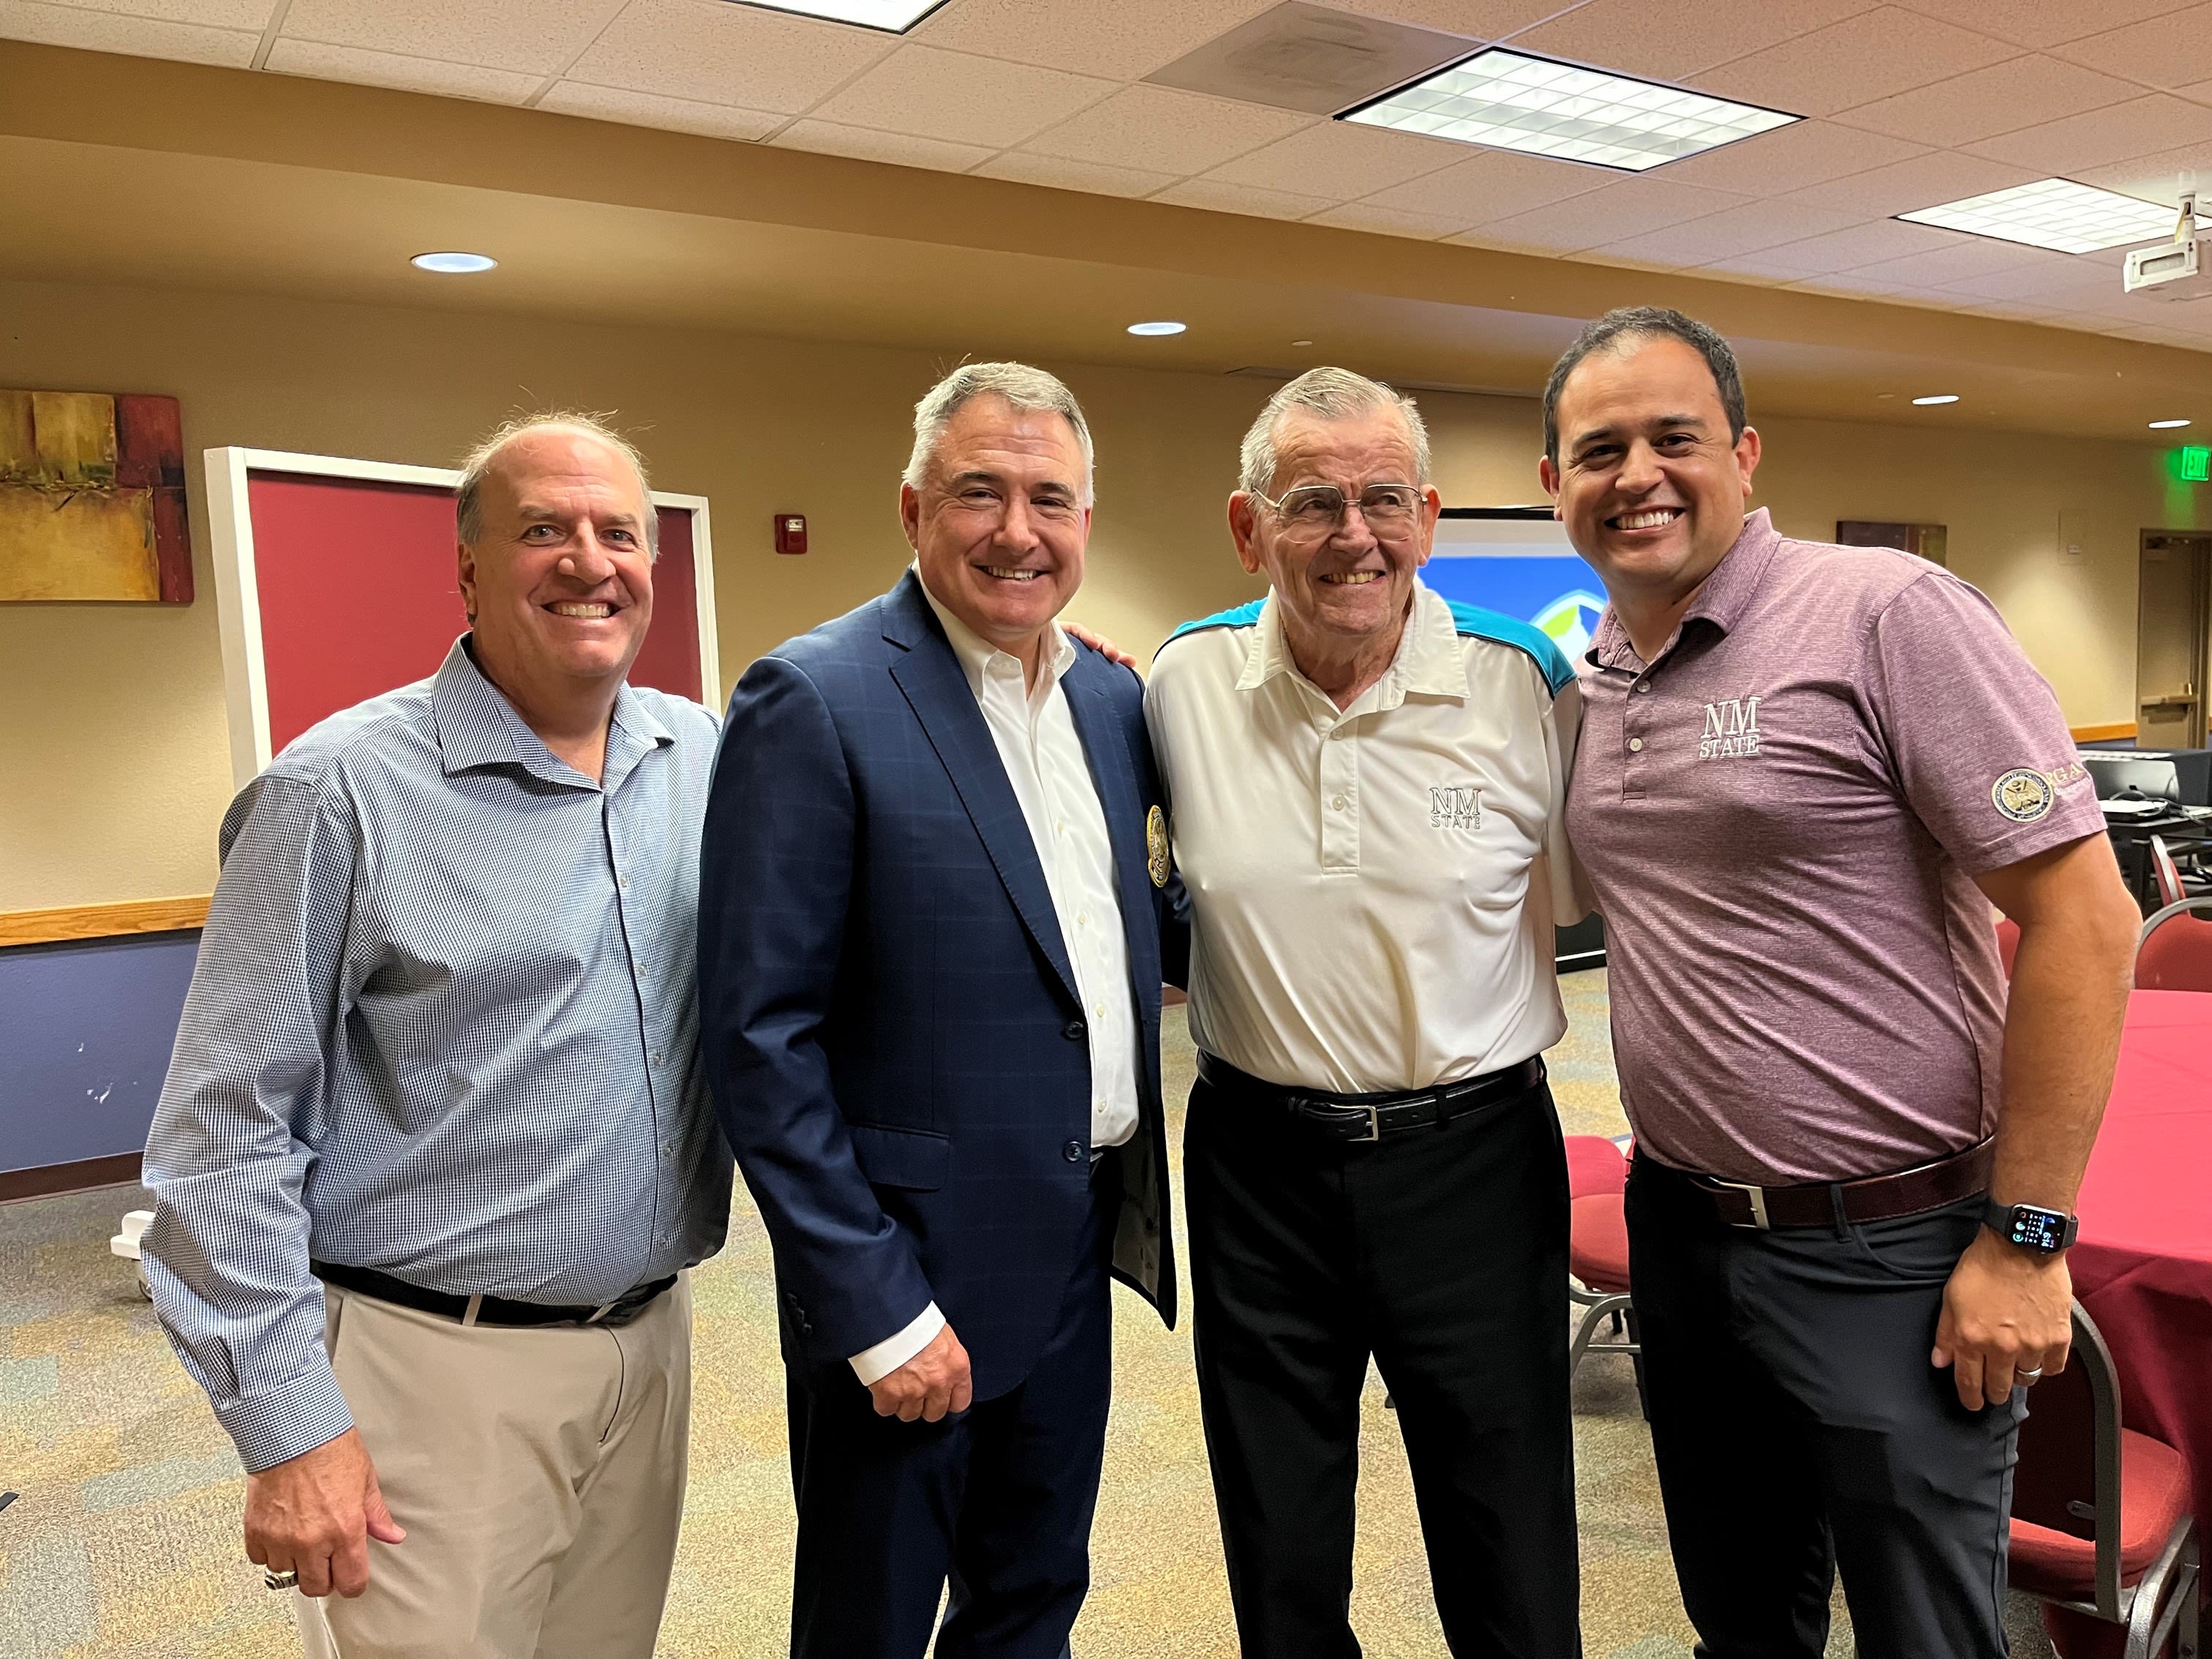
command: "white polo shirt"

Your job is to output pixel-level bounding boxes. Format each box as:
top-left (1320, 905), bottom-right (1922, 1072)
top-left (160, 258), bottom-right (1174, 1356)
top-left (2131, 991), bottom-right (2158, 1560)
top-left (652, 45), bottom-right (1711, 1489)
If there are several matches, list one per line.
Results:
top-left (1145, 582), bottom-right (1584, 1095)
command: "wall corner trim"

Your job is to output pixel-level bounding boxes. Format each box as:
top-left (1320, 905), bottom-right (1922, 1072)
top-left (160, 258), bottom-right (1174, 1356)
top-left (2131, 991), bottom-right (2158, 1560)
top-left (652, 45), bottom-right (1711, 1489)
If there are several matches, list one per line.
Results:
top-left (0, 896), bottom-right (211, 948)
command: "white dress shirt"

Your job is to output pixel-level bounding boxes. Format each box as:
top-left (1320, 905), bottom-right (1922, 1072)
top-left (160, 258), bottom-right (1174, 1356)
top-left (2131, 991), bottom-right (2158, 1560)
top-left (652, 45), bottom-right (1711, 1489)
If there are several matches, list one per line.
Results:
top-left (1146, 583), bottom-right (1584, 1096)
top-left (849, 574), bottom-right (1140, 1386)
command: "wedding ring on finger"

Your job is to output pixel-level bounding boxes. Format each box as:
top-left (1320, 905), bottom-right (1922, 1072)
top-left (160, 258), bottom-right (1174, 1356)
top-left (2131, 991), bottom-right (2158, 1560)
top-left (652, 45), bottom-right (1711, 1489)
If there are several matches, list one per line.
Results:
top-left (2019, 1367), bottom-right (2044, 1382)
top-left (263, 1568), bottom-right (301, 1592)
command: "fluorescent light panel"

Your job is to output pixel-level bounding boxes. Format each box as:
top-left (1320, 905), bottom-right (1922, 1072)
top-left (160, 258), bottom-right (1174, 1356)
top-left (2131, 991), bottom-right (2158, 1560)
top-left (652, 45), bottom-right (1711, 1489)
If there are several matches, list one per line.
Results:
top-left (725, 0), bottom-right (944, 31)
top-left (1898, 178), bottom-right (2175, 255)
top-left (1343, 48), bottom-right (1797, 173)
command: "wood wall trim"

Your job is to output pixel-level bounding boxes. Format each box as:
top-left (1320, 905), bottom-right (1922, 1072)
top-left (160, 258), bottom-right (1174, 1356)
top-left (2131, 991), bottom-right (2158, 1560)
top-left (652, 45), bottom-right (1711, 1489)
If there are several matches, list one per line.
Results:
top-left (0, 1151), bottom-right (143, 1204)
top-left (2070, 722), bottom-right (2139, 743)
top-left (0, 895), bottom-right (210, 948)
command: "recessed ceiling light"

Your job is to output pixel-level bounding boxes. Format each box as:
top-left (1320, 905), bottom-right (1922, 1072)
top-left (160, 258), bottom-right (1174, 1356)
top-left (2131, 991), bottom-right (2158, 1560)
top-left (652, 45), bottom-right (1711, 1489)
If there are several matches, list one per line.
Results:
top-left (1913, 394), bottom-right (1960, 406)
top-left (411, 252), bottom-right (497, 274)
top-left (2151, 418), bottom-right (2193, 429)
top-left (1897, 178), bottom-right (2173, 255)
top-left (722, 0), bottom-right (947, 31)
top-left (1342, 48), bottom-right (1798, 173)
top-left (1128, 320), bottom-right (1187, 336)
top-left (1292, 339), bottom-right (1314, 347)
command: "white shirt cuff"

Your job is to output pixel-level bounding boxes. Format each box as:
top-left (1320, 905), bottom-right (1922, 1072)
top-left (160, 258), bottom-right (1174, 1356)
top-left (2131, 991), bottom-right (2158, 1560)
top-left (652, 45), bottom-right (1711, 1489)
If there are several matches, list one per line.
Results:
top-left (849, 1302), bottom-right (945, 1388)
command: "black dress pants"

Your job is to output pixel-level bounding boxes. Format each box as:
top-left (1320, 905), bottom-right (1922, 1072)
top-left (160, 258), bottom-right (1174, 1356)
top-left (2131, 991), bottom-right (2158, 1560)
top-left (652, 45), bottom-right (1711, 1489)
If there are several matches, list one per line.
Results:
top-left (783, 1159), bottom-right (1116, 1659)
top-left (1625, 1153), bottom-right (2023, 1659)
top-left (1185, 1066), bottom-right (1581, 1659)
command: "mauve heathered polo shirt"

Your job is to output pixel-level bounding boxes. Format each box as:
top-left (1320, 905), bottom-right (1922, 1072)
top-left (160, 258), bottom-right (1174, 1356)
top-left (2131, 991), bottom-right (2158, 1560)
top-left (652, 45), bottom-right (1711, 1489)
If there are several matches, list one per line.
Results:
top-left (1567, 509), bottom-right (2104, 1186)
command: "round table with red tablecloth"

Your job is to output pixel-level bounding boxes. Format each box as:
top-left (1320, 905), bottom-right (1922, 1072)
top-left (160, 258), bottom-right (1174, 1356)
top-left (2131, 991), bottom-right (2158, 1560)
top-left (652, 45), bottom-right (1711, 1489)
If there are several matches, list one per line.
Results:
top-left (2042, 988), bottom-right (2212, 1657)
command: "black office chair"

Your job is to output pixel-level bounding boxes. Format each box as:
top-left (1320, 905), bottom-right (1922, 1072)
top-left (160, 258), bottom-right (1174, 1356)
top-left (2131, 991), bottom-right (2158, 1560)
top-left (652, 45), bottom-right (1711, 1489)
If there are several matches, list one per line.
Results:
top-left (2009, 1302), bottom-right (2200, 1659)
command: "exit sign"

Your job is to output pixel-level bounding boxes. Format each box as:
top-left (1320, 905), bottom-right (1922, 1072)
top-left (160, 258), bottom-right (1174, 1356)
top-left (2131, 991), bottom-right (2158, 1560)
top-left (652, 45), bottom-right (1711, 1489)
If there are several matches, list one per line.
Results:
top-left (2182, 445), bottom-right (2211, 482)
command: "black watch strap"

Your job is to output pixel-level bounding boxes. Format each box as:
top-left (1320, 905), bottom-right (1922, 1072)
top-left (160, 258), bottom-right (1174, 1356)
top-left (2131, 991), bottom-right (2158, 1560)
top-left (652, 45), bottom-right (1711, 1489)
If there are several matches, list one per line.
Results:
top-left (1982, 1199), bottom-right (2079, 1254)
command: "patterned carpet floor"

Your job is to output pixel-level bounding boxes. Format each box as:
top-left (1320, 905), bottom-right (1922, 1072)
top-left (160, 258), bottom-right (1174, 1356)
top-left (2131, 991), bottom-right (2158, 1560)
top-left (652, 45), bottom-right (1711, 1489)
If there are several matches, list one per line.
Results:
top-left (1, 970), bottom-right (2055, 1657)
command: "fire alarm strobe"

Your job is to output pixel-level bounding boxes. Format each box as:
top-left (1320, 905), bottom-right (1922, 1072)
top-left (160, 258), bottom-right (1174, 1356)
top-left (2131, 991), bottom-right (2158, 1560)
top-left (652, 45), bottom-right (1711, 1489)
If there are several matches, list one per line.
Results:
top-left (774, 513), bottom-right (808, 555)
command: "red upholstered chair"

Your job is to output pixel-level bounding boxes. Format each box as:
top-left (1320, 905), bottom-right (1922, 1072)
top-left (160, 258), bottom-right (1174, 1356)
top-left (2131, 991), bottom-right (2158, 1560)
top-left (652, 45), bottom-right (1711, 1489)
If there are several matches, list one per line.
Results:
top-left (1996, 916), bottom-right (2022, 979)
top-left (2136, 899), bottom-right (2212, 993)
top-left (2009, 1302), bottom-right (2200, 1659)
top-left (1564, 1136), bottom-right (1646, 1415)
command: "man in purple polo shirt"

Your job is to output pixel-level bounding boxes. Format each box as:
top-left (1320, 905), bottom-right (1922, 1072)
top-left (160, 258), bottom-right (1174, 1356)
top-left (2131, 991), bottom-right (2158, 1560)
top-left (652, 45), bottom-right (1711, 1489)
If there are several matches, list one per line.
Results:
top-left (1540, 306), bottom-right (2141, 1658)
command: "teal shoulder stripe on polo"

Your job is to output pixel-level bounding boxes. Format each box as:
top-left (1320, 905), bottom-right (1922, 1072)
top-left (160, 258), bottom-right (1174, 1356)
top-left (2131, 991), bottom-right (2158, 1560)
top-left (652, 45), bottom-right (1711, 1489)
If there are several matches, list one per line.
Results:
top-left (1165, 598), bottom-right (1265, 644)
top-left (1443, 600), bottom-right (1575, 697)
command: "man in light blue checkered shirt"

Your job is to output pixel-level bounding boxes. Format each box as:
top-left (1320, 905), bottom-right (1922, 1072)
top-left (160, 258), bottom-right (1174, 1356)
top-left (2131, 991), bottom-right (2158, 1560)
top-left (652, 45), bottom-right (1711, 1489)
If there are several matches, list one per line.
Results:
top-left (143, 414), bottom-right (730, 1659)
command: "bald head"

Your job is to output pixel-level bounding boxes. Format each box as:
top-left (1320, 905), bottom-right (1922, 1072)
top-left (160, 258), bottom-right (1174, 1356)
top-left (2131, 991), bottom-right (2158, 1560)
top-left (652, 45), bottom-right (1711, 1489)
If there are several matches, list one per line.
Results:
top-left (456, 413), bottom-right (657, 557)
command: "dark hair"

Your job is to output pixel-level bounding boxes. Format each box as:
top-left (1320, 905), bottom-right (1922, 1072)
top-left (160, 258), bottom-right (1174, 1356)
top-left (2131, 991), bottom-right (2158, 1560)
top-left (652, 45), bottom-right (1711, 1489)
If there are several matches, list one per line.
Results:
top-left (1541, 306), bottom-right (1747, 462)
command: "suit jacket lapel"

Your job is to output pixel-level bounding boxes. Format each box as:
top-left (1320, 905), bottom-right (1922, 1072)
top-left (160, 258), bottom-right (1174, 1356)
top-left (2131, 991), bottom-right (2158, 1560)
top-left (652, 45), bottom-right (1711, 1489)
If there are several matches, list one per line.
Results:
top-left (1062, 656), bottom-right (1161, 1002)
top-left (884, 577), bottom-right (1080, 1009)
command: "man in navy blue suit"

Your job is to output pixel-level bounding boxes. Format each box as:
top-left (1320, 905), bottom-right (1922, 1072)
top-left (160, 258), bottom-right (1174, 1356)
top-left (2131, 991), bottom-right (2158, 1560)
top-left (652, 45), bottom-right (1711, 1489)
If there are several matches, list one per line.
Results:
top-left (698, 362), bottom-right (1179, 1658)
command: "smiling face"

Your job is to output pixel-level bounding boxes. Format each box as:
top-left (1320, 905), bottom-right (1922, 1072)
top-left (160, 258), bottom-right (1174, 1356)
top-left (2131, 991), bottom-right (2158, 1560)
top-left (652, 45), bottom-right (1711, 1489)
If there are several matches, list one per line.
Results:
top-left (1540, 335), bottom-right (1760, 611)
top-left (1231, 406), bottom-right (1439, 659)
top-left (457, 427), bottom-right (655, 702)
top-left (902, 395), bottom-right (1091, 667)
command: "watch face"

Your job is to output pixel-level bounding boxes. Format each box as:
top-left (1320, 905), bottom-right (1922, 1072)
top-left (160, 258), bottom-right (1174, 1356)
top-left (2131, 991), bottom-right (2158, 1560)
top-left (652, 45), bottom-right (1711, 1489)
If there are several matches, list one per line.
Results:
top-left (2007, 1206), bottom-right (2070, 1252)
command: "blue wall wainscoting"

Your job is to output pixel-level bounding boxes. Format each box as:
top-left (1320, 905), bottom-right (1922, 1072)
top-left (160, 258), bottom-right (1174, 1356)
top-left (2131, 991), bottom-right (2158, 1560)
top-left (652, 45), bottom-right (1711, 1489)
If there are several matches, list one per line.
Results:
top-left (0, 930), bottom-right (199, 1179)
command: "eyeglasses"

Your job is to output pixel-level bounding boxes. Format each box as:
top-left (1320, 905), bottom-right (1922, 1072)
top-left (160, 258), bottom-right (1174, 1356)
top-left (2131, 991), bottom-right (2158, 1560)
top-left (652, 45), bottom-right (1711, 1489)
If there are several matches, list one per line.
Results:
top-left (1249, 483), bottom-right (1424, 541)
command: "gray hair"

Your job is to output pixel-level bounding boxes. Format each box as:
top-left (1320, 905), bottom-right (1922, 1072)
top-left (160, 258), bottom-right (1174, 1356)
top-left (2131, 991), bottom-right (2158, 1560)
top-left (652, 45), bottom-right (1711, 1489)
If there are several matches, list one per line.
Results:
top-left (1543, 307), bottom-right (1745, 463)
top-left (455, 411), bottom-right (658, 557)
top-left (903, 362), bottom-right (1095, 505)
top-left (1238, 367), bottom-right (1432, 497)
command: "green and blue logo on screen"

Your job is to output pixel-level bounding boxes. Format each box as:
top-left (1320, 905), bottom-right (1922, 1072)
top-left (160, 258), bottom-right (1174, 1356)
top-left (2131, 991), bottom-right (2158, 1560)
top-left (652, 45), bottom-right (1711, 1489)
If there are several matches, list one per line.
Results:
top-left (1532, 591), bottom-right (1609, 659)
top-left (1420, 539), bottom-right (1609, 658)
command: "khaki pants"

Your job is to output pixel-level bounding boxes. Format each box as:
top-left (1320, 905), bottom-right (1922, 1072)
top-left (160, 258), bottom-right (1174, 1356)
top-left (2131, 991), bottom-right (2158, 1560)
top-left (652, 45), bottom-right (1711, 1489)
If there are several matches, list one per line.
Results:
top-left (296, 1273), bottom-right (692, 1659)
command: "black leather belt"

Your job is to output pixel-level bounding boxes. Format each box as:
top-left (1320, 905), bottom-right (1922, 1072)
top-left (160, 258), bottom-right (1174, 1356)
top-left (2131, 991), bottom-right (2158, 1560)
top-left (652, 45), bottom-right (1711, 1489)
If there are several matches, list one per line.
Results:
top-left (312, 1260), bottom-right (676, 1328)
top-left (1196, 1053), bottom-right (1546, 1142)
top-left (1647, 1138), bottom-right (1995, 1230)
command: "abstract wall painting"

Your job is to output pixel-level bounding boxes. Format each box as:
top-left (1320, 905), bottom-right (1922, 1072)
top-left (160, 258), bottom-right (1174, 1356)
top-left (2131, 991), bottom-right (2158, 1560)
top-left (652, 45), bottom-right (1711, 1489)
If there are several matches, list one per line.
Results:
top-left (0, 390), bottom-right (192, 603)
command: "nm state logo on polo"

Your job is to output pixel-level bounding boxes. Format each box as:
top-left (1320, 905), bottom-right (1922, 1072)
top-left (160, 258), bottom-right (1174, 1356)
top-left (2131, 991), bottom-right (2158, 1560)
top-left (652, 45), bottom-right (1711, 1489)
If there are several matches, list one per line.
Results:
top-left (1699, 697), bottom-right (1761, 759)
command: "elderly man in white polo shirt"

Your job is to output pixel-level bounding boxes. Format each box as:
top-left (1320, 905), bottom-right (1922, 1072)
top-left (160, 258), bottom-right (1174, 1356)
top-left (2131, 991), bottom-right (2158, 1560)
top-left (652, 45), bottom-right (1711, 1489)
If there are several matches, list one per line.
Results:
top-left (1146, 367), bottom-right (1584, 1658)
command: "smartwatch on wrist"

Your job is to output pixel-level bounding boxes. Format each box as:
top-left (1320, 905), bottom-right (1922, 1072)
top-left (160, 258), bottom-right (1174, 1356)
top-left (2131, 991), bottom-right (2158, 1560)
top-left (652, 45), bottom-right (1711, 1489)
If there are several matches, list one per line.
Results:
top-left (1982, 1200), bottom-right (2078, 1256)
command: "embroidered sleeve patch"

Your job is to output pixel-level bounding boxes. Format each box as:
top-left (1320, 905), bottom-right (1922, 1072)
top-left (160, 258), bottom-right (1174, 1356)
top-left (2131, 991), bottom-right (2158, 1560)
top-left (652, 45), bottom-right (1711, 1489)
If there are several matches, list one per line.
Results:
top-left (1993, 768), bottom-right (2055, 823)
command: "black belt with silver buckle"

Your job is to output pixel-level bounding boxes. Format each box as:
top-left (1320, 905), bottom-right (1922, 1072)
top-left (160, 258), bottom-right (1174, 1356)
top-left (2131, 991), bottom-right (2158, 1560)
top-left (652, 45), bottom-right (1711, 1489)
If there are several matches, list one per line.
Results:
top-left (1195, 1053), bottom-right (1546, 1143)
top-left (312, 1260), bottom-right (677, 1328)
top-left (1648, 1138), bottom-right (1995, 1231)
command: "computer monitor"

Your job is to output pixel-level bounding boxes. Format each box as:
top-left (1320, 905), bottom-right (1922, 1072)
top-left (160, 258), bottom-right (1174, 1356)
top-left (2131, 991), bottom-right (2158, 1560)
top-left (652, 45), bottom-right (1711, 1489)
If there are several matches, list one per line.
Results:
top-left (2080, 749), bottom-right (2212, 806)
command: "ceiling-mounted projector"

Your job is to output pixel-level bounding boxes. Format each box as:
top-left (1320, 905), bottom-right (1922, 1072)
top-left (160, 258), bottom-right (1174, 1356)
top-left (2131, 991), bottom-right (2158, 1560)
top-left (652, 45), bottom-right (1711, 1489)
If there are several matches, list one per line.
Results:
top-left (2125, 194), bottom-right (2212, 301)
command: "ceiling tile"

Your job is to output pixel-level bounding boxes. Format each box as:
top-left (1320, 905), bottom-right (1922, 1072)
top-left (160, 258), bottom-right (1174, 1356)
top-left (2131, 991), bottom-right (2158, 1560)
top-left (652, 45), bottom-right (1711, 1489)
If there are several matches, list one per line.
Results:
top-left (264, 37), bottom-right (538, 100)
top-left (772, 119), bottom-right (998, 172)
top-left (1654, 118), bottom-right (1927, 194)
top-left (535, 81), bottom-right (783, 138)
top-left (1933, 258), bottom-right (2132, 303)
top-left (1964, 93), bottom-right (2212, 173)
top-left (1889, 0), bottom-right (2196, 49)
top-left (566, 0), bottom-right (895, 114)
top-left (809, 45), bottom-right (1117, 150)
top-left (1328, 0), bottom-right (1576, 34)
top-left (2075, 143), bottom-right (2212, 206)
top-left (1361, 146), bottom-right (1611, 222)
top-left (1149, 176), bottom-right (1337, 219)
top-left (0, 0), bottom-right (255, 63)
top-left (1786, 147), bottom-right (2037, 214)
top-left (41, 0), bottom-right (270, 26)
top-left (1840, 238), bottom-right (2066, 285)
top-left (1303, 200), bottom-right (1467, 238)
top-left (1018, 84), bottom-right (1313, 176)
top-left (1787, 269), bottom-right (1947, 298)
top-left (2181, 76), bottom-right (2212, 105)
top-left (1462, 175), bottom-right (1749, 252)
top-left (912, 0), bottom-right (1276, 82)
top-left (1693, 7), bottom-right (2017, 118)
top-left (1723, 216), bottom-right (1968, 274)
top-left (1584, 198), bottom-right (1867, 265)
top-left (1830, 54), bottom-right (2140, 146)
top-left (1205, 121), bottom-right (1467, 200)
top-left (279, 0), bottom-right (623, 75)
top-left (2053, 4), bottom-right (2212, 91)
top-left (972, 151), bottom-right (1184, 198)
top-left (1506, 0), bottom-right (1876, 83)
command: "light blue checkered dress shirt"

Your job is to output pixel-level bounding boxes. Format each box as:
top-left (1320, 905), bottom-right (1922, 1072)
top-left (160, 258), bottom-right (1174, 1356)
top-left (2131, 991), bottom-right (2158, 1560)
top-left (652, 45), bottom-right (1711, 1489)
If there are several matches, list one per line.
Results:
top-left (143, 638), bottom-right (732, 1472)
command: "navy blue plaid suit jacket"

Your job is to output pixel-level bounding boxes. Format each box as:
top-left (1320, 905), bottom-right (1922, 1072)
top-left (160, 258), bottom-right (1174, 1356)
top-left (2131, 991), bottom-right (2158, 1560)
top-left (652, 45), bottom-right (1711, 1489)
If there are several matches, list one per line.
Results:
top-left (699, 571), bottom-right (1181, 1400)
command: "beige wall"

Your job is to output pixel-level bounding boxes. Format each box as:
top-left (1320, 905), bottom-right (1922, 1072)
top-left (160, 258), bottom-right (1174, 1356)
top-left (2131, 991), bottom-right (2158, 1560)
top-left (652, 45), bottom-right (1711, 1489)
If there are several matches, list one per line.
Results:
top-left (3, 273), bottom-right (2204, 911)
